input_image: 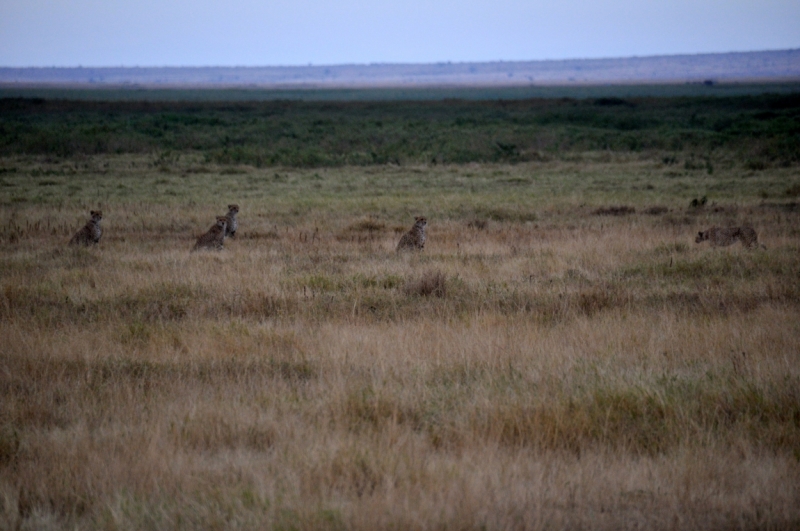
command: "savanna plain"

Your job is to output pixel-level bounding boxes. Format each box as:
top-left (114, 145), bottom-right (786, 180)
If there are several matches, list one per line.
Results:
top-left (1, 91), bottom-right (800, 530)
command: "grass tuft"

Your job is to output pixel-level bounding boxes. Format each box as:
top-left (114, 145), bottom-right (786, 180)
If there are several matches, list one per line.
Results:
top-left (404, 270), bottom-right (447, 298)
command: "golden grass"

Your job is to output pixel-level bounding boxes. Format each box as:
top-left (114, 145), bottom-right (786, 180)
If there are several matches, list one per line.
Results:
top-left (1, 154), bottom-right (799, 529)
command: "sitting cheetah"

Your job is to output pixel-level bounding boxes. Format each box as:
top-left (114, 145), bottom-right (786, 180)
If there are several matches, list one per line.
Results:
top-left (695, 226), bottom-right (764, 249)
top-left (192, 216), bottom-right (227, 251)
top-left (69, 210), bottom-right (103, 246)
top-left (225, 204), bottom-right (239, 238)
top-left (396, 216), bottom-right (427, 252)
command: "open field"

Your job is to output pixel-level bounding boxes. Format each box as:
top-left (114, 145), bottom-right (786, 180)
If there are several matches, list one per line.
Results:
top-left (3, 82), bottom-right (800, 102)
top-left (2, 92), bottom-right (799, 169)
top-left (1, 94), bottom-right (800, 529)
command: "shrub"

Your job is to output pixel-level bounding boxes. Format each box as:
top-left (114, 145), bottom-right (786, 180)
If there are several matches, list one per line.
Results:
top-left (404, 270), bottom-right (447, 298)
top-left (593, 205), bottom-right (636, 216)
top-left (785, 183), bottom-right (800, 197)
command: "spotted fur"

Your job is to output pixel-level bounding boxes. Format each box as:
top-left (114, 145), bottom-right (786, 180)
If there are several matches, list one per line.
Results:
top-left (69, 210), bottom-right (103, 246)
top-left (193, 216), bottom-right (228, 251)
top-left (396, 216), bottom-right (427, 252)
top-left (695, 226), bottom-right (763, 249)
top-left (225, 204), bottom-right (239, 238)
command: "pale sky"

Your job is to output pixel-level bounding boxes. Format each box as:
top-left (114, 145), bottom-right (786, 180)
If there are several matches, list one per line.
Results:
top-left (1, 0), bottom-right (798, 67)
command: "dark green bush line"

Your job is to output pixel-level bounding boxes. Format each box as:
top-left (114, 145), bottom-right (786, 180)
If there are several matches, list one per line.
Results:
top-left (1, 94), bottom-right (798, 167)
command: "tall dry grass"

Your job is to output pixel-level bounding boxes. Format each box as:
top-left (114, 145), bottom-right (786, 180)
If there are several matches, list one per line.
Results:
top-left (1, 155), bottom-right (799, 529)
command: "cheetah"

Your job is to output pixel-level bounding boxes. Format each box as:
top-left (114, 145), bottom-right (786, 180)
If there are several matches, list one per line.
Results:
top-left (193, 216), bottom-right (227, 251)
top-left (225, 204), bottom-right (239, 238)
top-left (69, 210), bottom-right (103, 246)
top-left (695, 226), bottom-right (764, 249)
top-left (396, 216), bottom-right (427, 252)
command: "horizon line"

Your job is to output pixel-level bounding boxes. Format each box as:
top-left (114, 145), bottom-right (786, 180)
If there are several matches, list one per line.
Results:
top-left (3, 47), bottom-right (799, 70)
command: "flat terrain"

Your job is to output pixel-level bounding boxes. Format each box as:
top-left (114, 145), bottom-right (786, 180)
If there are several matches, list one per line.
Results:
top-left (7, 82), bottom-right (800, 102)
top-left (1, 94), bottom-right (800, 529)
top-left (2, 92), bottom-right (799, 167)
top-left (2, 49), bottom-right (799, 87)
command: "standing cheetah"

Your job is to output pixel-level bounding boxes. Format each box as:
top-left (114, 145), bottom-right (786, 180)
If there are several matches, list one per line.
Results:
top-left (396, 216), bottom-right (427, 252)
top-left (193, 216), bottom-right (227, 251)
top-left (225, 204), bottom-right (239, 238)
top-left (695, 226), bottom-right (763, 248)
top-left (69, 210), bottom-right (103, 246)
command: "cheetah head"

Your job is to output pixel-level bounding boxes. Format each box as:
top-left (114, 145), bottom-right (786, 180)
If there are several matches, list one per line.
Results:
top-left (227, 204), bottom-right (239, 214)
top-left (216, 216), bottom-right (228, 230)
top-left (90, 210), bottom-right (103, 223)
top-left (414, 216), bottom-right (427, 229)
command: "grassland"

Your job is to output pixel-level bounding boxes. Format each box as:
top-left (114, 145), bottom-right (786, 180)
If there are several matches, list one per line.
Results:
top-left (2, 91), bottom-right (799, 168)
top-left (3, 82), bottom-right (800, 102)
top-left (1, 93), bottom-right (800, 530)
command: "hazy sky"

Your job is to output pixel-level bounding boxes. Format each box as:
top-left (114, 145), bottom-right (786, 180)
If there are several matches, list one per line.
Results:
top-left (1, 0), bottom-right (799, 67)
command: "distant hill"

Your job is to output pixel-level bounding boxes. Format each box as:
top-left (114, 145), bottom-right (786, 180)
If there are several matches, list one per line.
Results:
top-left (2, 49), bottom-right (799, 88)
